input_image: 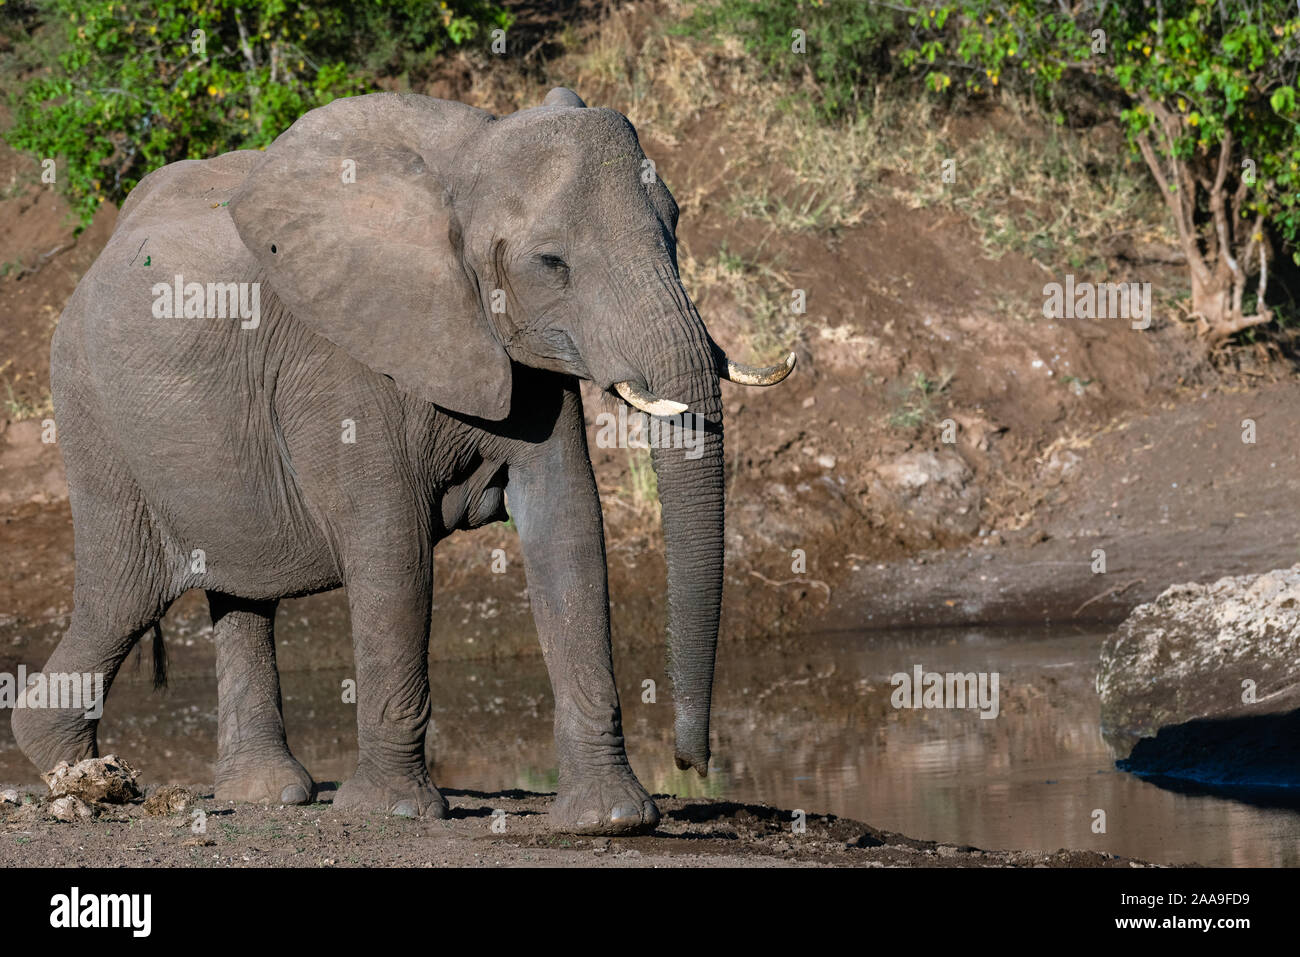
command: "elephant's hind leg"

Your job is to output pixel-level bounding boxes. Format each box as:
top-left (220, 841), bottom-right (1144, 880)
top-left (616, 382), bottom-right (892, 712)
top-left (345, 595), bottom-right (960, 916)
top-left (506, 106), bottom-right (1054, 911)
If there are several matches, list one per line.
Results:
top-left (11, 616), bottom-right (166, 774)
top-left (208, 593), bottom-right (314, 805)
top-left (11, 473), bottom-right (176, 774)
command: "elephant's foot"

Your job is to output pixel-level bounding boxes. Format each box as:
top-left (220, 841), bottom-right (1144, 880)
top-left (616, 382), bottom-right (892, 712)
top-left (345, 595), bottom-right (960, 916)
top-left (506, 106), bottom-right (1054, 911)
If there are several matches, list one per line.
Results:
top-left (215, 751), bottom-right (315, 805)
top-left (552, 765), bottom-right (660, 835)
top-left (333, 770), bottom-right (448, 818)
top-left (11, 702), bottom-right (97, 775)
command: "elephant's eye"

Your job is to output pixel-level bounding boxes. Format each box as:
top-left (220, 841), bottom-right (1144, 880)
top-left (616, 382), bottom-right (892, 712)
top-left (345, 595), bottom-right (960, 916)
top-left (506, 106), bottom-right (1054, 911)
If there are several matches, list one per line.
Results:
top-left (537, 253), bottom-right (568, 273)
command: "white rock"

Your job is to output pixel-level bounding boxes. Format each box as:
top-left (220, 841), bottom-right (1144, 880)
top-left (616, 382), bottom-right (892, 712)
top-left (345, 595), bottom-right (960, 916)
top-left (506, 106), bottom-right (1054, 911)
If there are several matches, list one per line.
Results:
top-left (1099, 564), bottom-right (1300, 749)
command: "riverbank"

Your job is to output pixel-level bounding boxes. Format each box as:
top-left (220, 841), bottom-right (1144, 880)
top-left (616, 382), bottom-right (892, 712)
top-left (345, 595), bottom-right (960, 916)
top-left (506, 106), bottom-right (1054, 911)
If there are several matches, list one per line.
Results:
top-left (0, 786), bottom-right (1147, 868)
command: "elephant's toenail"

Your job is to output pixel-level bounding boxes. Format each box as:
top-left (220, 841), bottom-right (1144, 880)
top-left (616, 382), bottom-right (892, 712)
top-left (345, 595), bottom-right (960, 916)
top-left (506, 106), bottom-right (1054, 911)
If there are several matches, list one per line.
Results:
top-left (393, 799), bottom-right (419, 818)
top-left (280, 784), bottom-right (309, 804)
top-left (610, 804), bottom-right (640, 825)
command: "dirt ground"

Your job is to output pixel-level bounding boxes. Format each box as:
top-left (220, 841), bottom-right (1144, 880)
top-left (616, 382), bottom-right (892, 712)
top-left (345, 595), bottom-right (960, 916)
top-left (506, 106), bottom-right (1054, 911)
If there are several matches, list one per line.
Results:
top-left (826, 381), bottom-right (1300, 630)
top-left (0, 786), bottom-right (1146, 868)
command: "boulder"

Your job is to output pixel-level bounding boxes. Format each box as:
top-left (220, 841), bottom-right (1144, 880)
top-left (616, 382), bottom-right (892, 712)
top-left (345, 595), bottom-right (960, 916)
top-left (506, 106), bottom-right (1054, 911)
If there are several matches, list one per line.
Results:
top-left (1098, 566), bottom-right (1300, 784)
top-left (869, 449), bottom-right (981, 538)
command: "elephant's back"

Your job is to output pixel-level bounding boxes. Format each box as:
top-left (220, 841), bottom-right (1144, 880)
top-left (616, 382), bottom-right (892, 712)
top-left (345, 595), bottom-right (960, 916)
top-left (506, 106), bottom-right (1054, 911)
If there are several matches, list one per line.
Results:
top-left (116, 150), bottom-right (264, 227)
top-left (65, 151), bottom-right (264, 401)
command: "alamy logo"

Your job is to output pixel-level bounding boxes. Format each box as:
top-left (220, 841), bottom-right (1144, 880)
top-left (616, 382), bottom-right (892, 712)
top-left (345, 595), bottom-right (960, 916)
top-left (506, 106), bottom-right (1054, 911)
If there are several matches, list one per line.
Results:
top-left (1042, 274), bottom-right (1151, 329)
top-left (49, 887), bottom-right (151, 937)
top-left (152, 274), bottom-right (260, 329)
top-left (0, 667), bottom-right (104, 719)
top-left (890, 664), bottom-right (1000, 719)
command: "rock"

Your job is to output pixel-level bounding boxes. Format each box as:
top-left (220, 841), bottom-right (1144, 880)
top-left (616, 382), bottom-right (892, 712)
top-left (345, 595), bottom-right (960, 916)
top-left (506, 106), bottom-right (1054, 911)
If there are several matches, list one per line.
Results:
top-left (870, 449), bottom-right (982, 537)
top-left (1041, 449), bottom-right (1082, 481)
top-left (49, 795), bottom-right (95, 822)
top-left (1098, 565), bottom-right (1300, 757)
top-left (0, 788), bottom-right (20, 805)
top-left (143, 785), bottom-right (194, 816)
top-left (42, 755), bottom-right (142, 804)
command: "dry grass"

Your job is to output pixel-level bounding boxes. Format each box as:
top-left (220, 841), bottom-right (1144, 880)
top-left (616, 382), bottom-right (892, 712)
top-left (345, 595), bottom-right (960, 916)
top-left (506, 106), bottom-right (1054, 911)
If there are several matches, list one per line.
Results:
top-left (558, 5), bottom-right (1168, 337)
top-left (428, 1), bottom-right (1174, 361)
top-left (460, 2), bottom-right (1173, 246)
top-left (623, 446), bottom-right (658, 513)
top-left (711, 81), bottom-right (1171, 268)
top-left (677, 241), bottom-right (795, 361)
top-left (2, 390), bottom-right (53, 421)
top-left (1, 363), bottom-right (53, 421)
top-left (883, 94), bottom-right (1172, 268)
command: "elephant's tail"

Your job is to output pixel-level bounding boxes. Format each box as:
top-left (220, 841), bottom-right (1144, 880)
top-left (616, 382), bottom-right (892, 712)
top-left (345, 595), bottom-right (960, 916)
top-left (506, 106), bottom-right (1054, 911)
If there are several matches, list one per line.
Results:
top-left (150, 621), bottom-right (167, 690)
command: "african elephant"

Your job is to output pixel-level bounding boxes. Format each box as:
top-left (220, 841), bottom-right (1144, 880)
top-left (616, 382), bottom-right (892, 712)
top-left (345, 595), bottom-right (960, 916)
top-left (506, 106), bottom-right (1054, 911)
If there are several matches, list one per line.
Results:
top-left (11, 87), bottom-right (793, 833)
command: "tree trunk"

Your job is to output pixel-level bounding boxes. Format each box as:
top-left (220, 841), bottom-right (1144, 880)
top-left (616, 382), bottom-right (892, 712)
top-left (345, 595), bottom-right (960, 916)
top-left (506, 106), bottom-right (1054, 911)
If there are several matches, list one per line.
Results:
top-left (1134, 101), bottom-right (1273, 347)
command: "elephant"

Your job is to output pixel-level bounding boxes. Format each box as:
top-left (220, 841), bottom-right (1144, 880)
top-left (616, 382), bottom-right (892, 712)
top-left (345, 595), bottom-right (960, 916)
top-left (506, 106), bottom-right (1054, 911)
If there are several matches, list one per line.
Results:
top-left (11, 86), bottom-right (794, 833)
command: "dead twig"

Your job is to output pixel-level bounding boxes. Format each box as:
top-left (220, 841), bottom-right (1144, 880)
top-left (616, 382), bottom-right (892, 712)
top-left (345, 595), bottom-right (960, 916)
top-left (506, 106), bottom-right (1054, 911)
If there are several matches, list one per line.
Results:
top-left (13, 241), bottom-right (75, 280)
top-left (749, 570), bottom-right (831, 602)
top-left (1072, 578), bottom-right (1145, 618)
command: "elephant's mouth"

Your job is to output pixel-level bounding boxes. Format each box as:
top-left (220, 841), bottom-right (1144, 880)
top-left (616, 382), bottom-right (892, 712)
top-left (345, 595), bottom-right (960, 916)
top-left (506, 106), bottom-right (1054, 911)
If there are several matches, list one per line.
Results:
top-left (496, 324), bottom-right (590, 379)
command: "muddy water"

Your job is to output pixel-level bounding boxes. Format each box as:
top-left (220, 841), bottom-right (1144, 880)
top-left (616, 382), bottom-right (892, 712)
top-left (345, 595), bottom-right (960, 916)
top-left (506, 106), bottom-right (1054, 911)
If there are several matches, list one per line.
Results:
top-left (2, 616), bottom-right (1297, 866)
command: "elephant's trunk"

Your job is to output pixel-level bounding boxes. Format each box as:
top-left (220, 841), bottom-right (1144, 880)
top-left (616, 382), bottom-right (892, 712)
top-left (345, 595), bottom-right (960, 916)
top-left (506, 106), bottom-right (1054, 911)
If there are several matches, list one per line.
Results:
top-left (652, 417), bottom-right (723, 776)
top-left (627, 293), bottom-right (725, 777)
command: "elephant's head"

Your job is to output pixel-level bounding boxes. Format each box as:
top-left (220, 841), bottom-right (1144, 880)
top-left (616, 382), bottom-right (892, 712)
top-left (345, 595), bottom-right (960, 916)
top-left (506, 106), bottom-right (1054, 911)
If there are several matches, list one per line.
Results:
top-left (228, 87), bottom-right (794, 776)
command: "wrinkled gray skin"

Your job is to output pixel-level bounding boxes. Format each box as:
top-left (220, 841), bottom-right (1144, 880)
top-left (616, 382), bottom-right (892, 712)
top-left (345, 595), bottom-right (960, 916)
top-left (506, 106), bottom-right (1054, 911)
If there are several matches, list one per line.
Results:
top-left (13, 88), bottom-right (788, 833)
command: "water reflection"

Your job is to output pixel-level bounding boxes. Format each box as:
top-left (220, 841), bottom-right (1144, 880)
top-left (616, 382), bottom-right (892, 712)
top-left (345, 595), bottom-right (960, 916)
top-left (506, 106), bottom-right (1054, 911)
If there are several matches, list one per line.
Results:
top-left (1, 617), bottom-right (1297, 866)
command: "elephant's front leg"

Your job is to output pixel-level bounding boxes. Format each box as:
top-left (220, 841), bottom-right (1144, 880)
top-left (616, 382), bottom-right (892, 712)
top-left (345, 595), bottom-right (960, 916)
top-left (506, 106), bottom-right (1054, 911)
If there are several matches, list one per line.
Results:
top-left (332, 571), bottom-right (447, 818)
top-left (508, 393), bottom-right (659, 834)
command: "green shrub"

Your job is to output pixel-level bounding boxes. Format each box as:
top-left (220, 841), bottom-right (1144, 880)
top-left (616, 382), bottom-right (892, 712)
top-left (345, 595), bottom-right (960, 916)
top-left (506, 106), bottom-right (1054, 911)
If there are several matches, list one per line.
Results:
top-left (5, 0), bottom-right (510, 226)
top-left (676, 0), bottom-right (902, 119)
top-left (898, 0), bottom-right (1300, 342)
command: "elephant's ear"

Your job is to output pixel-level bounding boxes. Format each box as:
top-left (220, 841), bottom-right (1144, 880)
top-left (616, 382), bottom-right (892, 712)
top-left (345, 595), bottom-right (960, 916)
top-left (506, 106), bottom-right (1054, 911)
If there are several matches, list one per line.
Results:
top-left (229, 114), bottom-right (511, 421)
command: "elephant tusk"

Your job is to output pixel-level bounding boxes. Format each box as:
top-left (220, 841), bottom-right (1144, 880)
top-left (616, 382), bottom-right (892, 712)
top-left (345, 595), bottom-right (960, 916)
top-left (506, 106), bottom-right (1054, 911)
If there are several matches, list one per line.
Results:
top-left (720, 351), bottom-right (797, 386)
top-left (614, 380), bottom-right (688, 417)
